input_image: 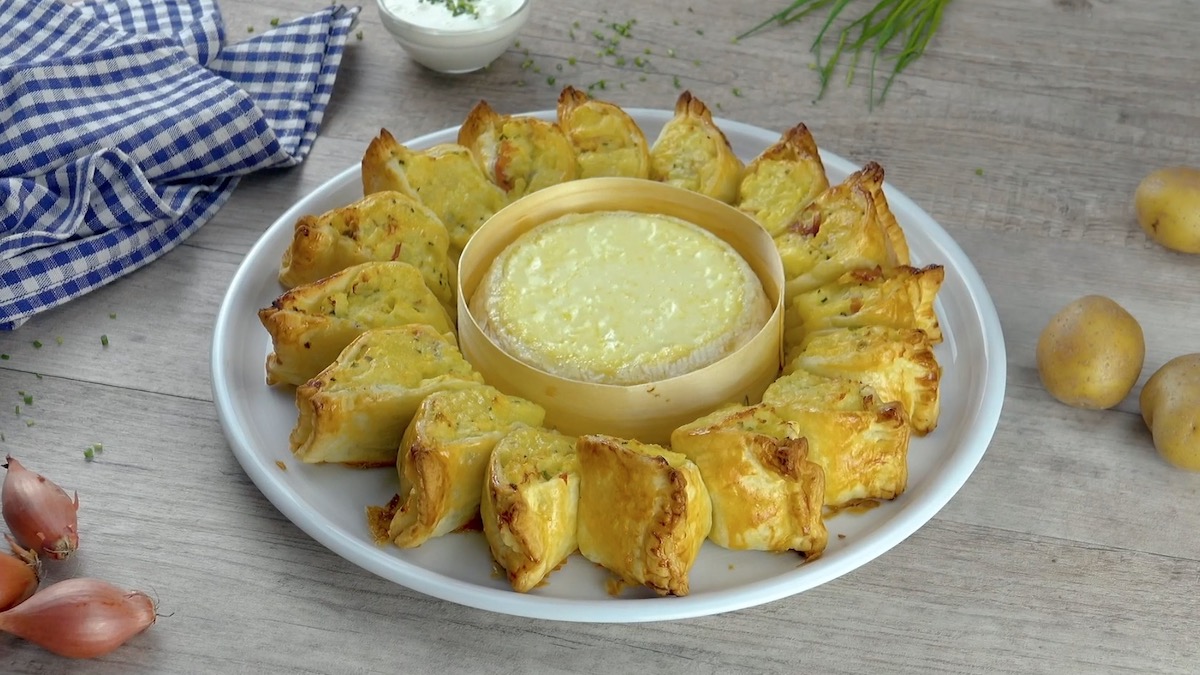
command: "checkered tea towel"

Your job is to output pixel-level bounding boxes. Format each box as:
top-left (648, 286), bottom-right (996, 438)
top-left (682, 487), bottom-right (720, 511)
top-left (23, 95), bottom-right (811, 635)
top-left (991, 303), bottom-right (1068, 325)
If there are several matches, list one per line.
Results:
top-left (0, 0), bottom-right (360, 330)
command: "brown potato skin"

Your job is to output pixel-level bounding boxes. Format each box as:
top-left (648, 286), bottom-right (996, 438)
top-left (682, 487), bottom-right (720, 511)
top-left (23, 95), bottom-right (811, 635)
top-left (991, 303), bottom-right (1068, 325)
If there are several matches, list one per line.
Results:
top-left (1140, 354), bottom-right (1200, 471)
top-left (1036, 296), bottom-right (1145, 409)
top-left (1135, 166), bottom-right (1200, 254)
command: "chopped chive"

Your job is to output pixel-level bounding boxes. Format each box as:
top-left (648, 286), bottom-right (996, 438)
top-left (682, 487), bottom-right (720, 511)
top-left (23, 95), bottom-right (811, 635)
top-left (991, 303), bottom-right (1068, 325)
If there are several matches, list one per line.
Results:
top-left (547, 75), bottom-right (556, 85)
top-left (667, 48), bottom-right (676, 57)
top-left (32, 340), bottom-right (42, 349)
top-left (693, 59), bottom-right (701, 66)
top-left (555, 63), bottom-right (563, 71)
top-left (14, 405), bottom-right (19, 415)
top-left (615, 56), bottom-right (626, 66)
top-left (975, 168), bottom-right (984, 176)
top-left (673, 75), bottom-right (681, 88)
top-left (732, 87), bottom-right (743, 97)
top-left (25, 420), bottom-right (34, 427)
top-left (568, 56), bottom-right (577, 65)
top-left (356, 30), bottom-right (363, 41)
top-left (84, 447), bottom-right (95, 461)
top-left (572, 20), bottom-right (580, 28)
top-left (270, 18), bottom-right (280, 27)
top-left (34, 374), bottom-right (42, 380)
top-left (0, 354), bottom-right (8, 360)
top-left (22, 394), bottom-right (32, 406)
top-left (696, 29), bottom-right (704, 35)
top-left (100, 334), bottom-right (109, 347)
top-left (55, 336), bottom-right (63, 345)
top-left (514, 39), bottom-right (521, 48)
top-left (247, 26), bottom-right (254, 33)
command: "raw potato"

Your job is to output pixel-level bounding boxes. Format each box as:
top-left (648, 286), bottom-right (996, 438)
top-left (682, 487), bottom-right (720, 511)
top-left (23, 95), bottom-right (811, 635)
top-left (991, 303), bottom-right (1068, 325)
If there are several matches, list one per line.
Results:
top-left (1135, 166), bottom-right (1200, 253)
top-left (1140, 354), bottom-right (1200, 471)
top-left (1036, 296), bottom-right (1145, 409)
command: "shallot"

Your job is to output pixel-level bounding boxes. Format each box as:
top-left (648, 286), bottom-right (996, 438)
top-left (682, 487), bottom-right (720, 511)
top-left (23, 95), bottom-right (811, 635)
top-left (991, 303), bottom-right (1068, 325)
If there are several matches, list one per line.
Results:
top-left (0, 535), bottom-right (40, 611)
top-left (2, 455), bottom-right (79, 559)
top-left (0, 577), bottom-right (156, 658)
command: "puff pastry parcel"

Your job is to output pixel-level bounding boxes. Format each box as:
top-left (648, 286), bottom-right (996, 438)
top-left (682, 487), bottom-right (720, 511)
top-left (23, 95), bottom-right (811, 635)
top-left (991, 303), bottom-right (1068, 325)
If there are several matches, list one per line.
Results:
top-left (786, 264), bottom-right (945, 348)
top-left (785, 325), bottom-right (941, 435)
top-left (649, 91), bottom-right (744, 204)
top-left (736, 123), bottom-right (830, 237)
top-left (671, 408), bottom-right (827, 556)
top-left (763, 371), bottom-right (911, 506)
top-left (576, 434), bottom-right (711, 597)
top-left (773, 174), bottom-right (895, 299)
top-left (289, 325), bottom-right (484, 466)
top-left (361, 130), bottom-right (508, 257)
top-left (259, 261), bottom-right (456, 387)
top-left (277, 190), bottom-right (456, 313)
top-left (851, 162), bottom-right (910, 266)
top-left (389, 386), bottom-right (546, 548)
top-left (458, 99), bottom-right (578, 201)
top-left (556, 86), bottom-right (651, 179)
top-left (481, 426), bottom-right (580, 592)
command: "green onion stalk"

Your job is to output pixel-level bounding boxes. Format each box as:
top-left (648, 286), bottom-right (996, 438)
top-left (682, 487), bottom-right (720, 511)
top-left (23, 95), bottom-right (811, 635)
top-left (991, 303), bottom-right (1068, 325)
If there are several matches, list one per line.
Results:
top-left (738, 0), bottom-right (954, 108)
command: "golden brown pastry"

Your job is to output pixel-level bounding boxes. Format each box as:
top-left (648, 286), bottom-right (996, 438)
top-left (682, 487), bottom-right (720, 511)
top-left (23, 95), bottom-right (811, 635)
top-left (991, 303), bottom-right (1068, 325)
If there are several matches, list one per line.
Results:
top-left (786, 264), bottom-right (945, 348)
top-left (276, 191), bottom-right (456, 313)
top-left (851, 162), bottom-right (910, 266)
top-left (763, 371), bottom-right (910, 505)
top-left (576, 434), bottom-right (711, 597)
top-left (458, 99), bottom-right (578, 201)
top-left (289, 325), bottom-right (484, 466)
top-left (649, 91), bottom-right (744, 204)
top-left (259, 261), bottom-right (456, 387)
top-left (784, 325), bottom-right (941, 435)
top-left (389, 386), bottom-right (546, 548)
top-left (556, 86), bottom-right (651, 179)
top-left (361, 130), bottom-right (508, 257)
top-left (773, 173), bottom-right (895, 299)
top-left (736, 123), bottom-right (830, 237)
top-left (481, 426), bottom-right (580, 592)
top-left (670, 408), bottom-right (826, 556)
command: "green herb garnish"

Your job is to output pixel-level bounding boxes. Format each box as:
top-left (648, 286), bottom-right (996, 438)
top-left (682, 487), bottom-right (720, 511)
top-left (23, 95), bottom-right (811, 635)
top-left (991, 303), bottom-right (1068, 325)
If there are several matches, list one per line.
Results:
top-left (100, 335), bottom-right (109, 347)
top-left (739, 0), bottom-right (953, 108)
top-left (32, 340), bottom-right (42, 349)
top-left (22, 394), bottom-right (32, 406)
top-left (0, 354), bottom-right (8, 360)
top-left (673, 75), bottom-right (682, 88)
top-left (975, 167), bottom-right (984, 176)
top-left (419, 0), bottom-right (480, 19)
top-left (84, 443), bottom-right (104, 462)
top-left (270, 18), bottom-right (280, 27)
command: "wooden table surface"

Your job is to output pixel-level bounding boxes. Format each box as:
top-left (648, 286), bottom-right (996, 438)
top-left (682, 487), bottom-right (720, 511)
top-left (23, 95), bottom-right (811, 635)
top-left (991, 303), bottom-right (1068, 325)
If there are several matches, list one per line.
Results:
top-left (4, 0), bottom-right (1199, 671)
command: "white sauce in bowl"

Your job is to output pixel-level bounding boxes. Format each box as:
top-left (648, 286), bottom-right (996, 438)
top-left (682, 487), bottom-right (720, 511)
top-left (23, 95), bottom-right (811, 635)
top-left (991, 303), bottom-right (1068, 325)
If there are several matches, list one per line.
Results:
top-left (380, 0), bottom-right (523, 31)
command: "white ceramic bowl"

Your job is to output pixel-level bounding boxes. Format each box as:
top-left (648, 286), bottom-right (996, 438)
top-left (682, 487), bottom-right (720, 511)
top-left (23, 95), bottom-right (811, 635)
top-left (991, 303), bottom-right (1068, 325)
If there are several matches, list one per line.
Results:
top-left (376, 0), bottom-right (531, 74)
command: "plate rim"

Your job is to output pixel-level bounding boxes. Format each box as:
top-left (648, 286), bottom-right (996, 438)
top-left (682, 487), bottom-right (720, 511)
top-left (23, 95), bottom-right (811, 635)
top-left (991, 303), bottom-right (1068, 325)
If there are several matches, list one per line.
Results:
top-left (210, 108), bottom-right (1007, 622)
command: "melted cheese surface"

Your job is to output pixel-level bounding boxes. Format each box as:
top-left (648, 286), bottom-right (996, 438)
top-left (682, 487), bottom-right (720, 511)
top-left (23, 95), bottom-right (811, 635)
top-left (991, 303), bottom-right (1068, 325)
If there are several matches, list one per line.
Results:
top-left (472, 210), bottom-right (770, 385)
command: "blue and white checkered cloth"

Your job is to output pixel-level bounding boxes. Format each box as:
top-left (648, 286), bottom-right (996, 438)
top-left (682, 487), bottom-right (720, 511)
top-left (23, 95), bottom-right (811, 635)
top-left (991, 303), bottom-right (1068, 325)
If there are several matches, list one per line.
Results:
top-left (0, 0), bottom-right (360, 330)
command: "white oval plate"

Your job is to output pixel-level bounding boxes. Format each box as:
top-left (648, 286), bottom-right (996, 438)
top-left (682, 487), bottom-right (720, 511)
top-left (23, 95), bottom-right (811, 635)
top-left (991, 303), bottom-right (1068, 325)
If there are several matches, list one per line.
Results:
top-left (211, 109), bottom-right (1006, 623)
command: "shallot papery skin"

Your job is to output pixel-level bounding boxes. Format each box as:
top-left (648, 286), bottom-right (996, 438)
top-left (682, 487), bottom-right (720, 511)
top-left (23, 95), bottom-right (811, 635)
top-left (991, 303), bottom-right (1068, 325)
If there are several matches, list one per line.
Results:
top-left (0, 578), bottom-right (156, 659)
top-left (0, 538), bottom-right (40, 611)
top-left (2, 455), bottom-right (79, 559)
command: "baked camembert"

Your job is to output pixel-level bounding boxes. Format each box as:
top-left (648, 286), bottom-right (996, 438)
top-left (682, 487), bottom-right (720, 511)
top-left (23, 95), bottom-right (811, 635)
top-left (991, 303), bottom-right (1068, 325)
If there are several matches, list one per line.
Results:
top-left (470, 210), bottom-right (771, 385)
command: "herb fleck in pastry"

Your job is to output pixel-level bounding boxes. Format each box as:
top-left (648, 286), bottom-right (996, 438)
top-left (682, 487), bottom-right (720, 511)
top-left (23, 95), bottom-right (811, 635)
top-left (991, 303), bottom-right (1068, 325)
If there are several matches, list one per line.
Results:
top-left (259, 261), bottom-right (456, 387)
top-left (671, 407), bottom-right (827, 556)
top-left (784, 326), bottom-right (940, 435)
top-left (289, 325), bottom-right (484, 466)
top-left (481, 426), bottom-right (579, 592)
top-left (361, 130), bottom-right (507, 257)
top-left (737, 123), bottom-right (830, 237)
top-left (556, 86), bottom-right (651, 179)
top-left (576, 435), bottom-right (711, 597)
top-left (389, 386), bottom-right (545, 548)
top-left (458, 99), bottom-right (578, 201)
top-left (649, 91), bottom-right (744, 204)
top-left (277, 190), bottom-right (455, 313)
